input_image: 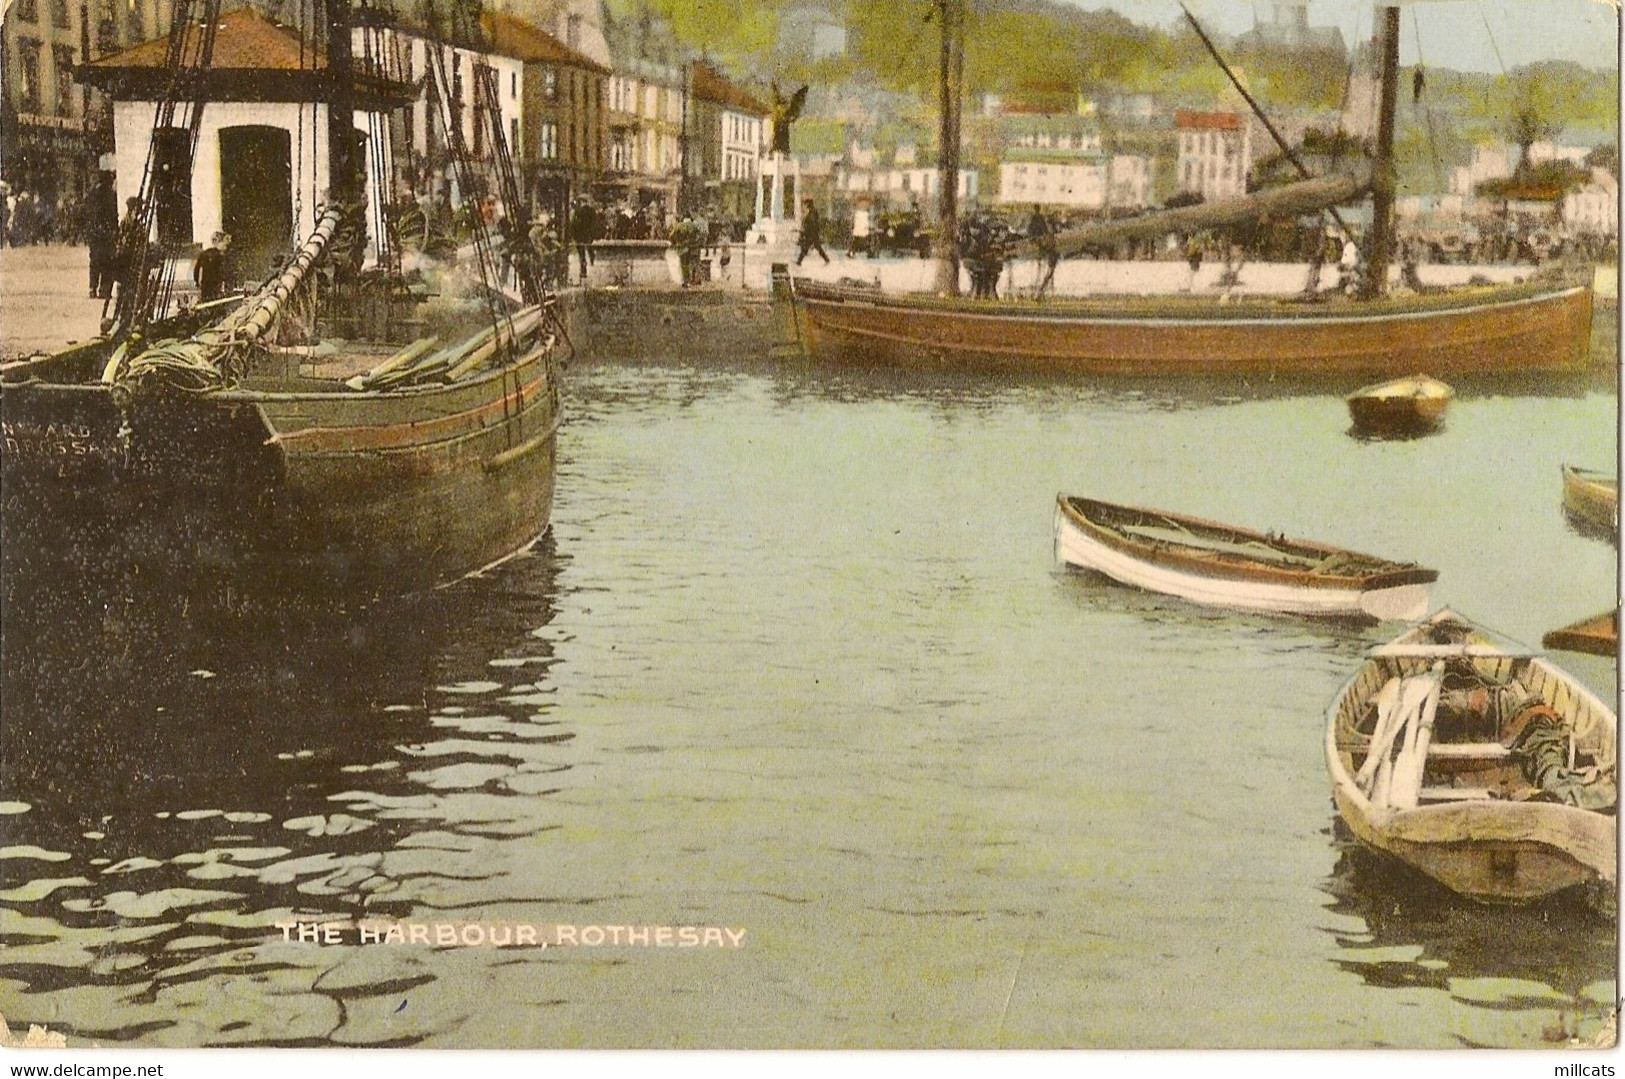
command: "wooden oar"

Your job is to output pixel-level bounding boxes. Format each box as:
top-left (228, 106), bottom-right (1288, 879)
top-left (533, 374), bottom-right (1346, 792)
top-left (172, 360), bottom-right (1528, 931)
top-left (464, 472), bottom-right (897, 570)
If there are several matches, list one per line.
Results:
top-left (1383, 661), bottom-right (1447, 810)
top-left (1355, 677), bottom-right (1405, 793)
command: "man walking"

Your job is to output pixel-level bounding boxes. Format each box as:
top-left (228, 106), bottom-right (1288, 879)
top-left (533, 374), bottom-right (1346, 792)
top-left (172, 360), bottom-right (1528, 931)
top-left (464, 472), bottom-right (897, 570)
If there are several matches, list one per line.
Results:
top-left (1028, 204), bottom-right (1058, 296)
top-left (796, 199), bottom-right (829, 266)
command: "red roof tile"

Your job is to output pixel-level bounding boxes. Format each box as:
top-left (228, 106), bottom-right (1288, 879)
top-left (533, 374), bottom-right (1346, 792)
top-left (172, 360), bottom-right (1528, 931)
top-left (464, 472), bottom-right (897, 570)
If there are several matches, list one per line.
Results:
top-left (691, 61), bottom-right (768, 116)
top-left (480, 12), bottom-right (609, 75)
top-left (1174, 109), bottom-right (1243, 131)
top-left (85, 7), bottom-right (322, 71)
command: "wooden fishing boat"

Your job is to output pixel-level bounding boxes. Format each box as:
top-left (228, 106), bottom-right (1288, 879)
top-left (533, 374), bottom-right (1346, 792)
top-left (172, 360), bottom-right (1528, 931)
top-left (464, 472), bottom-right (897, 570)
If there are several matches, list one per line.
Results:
top-left (1052, 495), bottom-right (1436, 620)
top-left (1346, 373), bottom-right (1454, 435)
top-left (1561, 464), bottom-right (1619, 536)
top-left (787, 274), bottom-right (1592, 378)
top-left (1326, 609), bottom-right (1616, 905)
top-left (1543, 610), bottom-right (1619, 658)
top-left (779, 2), bottom-right (1594, 378)
top-left (0, 0), bottom-right (562, 606)
top-left (1, 215), bottom-right (562, 601)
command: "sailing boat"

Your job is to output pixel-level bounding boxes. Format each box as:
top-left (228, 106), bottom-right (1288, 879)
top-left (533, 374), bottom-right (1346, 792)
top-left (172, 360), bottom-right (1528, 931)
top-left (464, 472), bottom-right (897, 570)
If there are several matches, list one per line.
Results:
top-left (0, 0), bottom-right (562, 604)
top-left (782, 5), bottom-right (1595, 377)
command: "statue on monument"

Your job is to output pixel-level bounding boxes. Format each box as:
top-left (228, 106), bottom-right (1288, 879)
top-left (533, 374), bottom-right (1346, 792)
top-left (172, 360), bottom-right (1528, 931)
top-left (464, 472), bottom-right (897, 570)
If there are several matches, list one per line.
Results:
top-left (769, 82), bottom-right (809, 156)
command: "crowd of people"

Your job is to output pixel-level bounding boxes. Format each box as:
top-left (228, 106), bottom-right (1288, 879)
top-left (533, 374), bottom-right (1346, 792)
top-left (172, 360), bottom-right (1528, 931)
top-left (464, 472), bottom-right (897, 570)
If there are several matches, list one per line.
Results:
top-left (1, 182), bottom-right (100, 248)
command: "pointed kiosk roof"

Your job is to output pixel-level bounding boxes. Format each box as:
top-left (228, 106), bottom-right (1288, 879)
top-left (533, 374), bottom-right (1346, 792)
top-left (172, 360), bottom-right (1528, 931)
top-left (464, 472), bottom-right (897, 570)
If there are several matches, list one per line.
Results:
top-left (77, 7), bottom-right (414, 106)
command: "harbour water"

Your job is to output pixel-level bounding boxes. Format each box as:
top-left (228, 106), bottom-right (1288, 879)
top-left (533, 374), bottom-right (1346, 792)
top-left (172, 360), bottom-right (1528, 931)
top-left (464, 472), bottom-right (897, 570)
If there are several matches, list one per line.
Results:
top-left (0, 339), bottom-right (1617, 1049)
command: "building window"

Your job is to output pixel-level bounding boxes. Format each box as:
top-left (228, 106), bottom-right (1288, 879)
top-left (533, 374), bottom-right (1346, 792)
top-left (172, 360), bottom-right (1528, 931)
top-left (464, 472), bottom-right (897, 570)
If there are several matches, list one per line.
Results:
top-left (17, 40), bottom-right (42, 112)
top-left (566, 13), bottom-right (581, 49)
top-left (510, 71), bottom-right (517, 98)
top-left (127, 0), bottom-right (144, 39)
top-left (543, 67), bottom-right (557, 99)
top-left (50, 0), bottom-right (69, 28)
top-left (538, 121), bottom-right (557, 159)
top-left (53, 45), bottom-right (75, 116)
top-left (510, 116), bottom-right (518, 153)
top-left (16, 0), bottom-right (37, 22)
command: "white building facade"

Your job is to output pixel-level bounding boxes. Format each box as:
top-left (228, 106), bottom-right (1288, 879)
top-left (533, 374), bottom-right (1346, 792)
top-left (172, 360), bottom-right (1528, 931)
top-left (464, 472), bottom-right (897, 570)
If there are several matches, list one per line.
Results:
top-left (1175, 110), bottom-right (1250, 201)
top-left (997, 154), bottom-right (1149, 210)
top-left (720, 108), bottom-right (764, 182)
top-left (1562, 168), bottom-right (1619, 238)
top-left (836, 165), bottom-right (978, 207)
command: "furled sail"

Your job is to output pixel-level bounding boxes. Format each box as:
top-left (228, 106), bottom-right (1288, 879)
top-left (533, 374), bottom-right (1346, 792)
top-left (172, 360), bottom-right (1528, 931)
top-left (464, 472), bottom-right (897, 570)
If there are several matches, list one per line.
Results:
top-left (1010, 173), bottom-right (1369, 260)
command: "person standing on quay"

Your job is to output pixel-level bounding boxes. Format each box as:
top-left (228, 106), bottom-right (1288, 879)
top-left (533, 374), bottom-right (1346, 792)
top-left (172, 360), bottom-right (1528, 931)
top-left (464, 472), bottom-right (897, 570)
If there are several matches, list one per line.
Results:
top-left (570, 200), bottom-right (598, 283)
top-left (796, 199), bottom-right (829, 266)
top-left (194, 231), bottom-right (232, 302)
top-left (85, 173), bottom-right (119, 299)
top-left (1028, 204), bottom-right (1058, 296)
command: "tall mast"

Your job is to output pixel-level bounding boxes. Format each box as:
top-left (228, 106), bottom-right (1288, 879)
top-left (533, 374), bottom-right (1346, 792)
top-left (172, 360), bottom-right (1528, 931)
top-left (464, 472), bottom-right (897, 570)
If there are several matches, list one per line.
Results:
top-left (932, 0), bottom-right (962, 296)
top-left (326, 0), bottom-right (355, 201)
top-left (1360, 4), bottom-right (1400, 298)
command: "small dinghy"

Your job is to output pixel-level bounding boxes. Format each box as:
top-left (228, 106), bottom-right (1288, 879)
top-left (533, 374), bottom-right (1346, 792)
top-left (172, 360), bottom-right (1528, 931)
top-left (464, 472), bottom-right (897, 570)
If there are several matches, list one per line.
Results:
top-left (1346, 373), bottom-right (1454, 436)
top-left (1561, 464), bottom-right (1619, 538)
top-left (1053, 495), bottom-right (1436, 621)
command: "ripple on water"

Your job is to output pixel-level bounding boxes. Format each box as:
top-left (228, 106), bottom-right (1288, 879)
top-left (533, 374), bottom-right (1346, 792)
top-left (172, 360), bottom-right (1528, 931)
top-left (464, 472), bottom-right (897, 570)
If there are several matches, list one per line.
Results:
top-left (282, 814), bottom-right (375, 837)
top-left (59, 889), bottom-right (239, 920)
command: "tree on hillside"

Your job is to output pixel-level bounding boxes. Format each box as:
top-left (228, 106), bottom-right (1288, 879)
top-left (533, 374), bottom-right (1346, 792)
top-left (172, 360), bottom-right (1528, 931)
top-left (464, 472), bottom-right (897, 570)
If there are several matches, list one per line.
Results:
top-left (1505, 68), bottom-right (1564, 177)
top-left (604, 0), bottom-right (779, 68)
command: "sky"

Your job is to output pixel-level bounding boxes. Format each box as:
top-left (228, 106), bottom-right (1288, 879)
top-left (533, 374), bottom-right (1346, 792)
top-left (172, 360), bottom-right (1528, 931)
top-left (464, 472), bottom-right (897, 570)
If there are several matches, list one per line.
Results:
top-left (1068, 0), bottom-right (1621, 72)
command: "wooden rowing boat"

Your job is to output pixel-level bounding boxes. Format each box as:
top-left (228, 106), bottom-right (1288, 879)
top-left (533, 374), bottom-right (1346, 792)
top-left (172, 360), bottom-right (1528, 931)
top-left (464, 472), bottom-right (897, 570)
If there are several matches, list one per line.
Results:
top-left (1561, 464), bottom-right (1619, 537)
top-left (1346, 373), bottom-right (1454, 436)
top-left (1326, 609), bottom-right (1616, 905)
top-left (1052, 494), bottom-right (1436, 621)
top-left (1543, 610), bottom-right (1619, 658)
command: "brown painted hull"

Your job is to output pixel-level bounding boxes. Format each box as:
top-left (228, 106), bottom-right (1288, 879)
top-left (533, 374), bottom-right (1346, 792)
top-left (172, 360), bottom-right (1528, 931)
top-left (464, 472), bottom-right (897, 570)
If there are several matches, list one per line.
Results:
top-left (1543, 610), bottom-right (1619, 658)
top-left (791, 279), bottom-right (1593, 378)
top-left (1346, 376), bottom-right (1454, 435)
top-left (2, 337), bottom-right (560, 602)
top-left (1347, 394), bottom-right (1449, 433)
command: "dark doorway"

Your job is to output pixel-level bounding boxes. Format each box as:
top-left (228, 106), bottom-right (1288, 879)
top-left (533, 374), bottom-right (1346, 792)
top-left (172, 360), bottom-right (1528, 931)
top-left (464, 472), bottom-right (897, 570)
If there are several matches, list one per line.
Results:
top-left (218, 125), bottom-right (293, 285)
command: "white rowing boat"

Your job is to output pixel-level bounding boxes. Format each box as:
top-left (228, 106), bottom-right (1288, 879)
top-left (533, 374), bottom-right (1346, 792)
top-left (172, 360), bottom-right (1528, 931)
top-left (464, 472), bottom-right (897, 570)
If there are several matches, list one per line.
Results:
top-left (1053, 495), bottom-right (1436, 621)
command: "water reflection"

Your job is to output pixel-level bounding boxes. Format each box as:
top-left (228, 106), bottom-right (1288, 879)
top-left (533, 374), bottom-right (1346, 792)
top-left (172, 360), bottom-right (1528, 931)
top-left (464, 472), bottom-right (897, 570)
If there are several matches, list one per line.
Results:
top-left (0, 541), bottom-right (568, 1044)
top-left (1321, 841), bottom-right (1616, 1047)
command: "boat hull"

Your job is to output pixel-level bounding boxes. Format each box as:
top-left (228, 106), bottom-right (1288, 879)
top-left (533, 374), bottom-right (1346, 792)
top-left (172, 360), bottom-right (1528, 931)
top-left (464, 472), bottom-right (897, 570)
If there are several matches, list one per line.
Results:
top-left (1331, 784), bottom-right (1615, 903)
top-left (1346, 376), bottom-right (1453, 435)
top-left (792, 279), bottom-right (1594, 378)
top-left (1052, 499), bottom-right (1431, 621)
top-left (1, 343), bottom-right (559, 603)
top-left (1561, 465), bottom-right (1619, 537)
top-left (1543, 610), bottom-right (1619, 658)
